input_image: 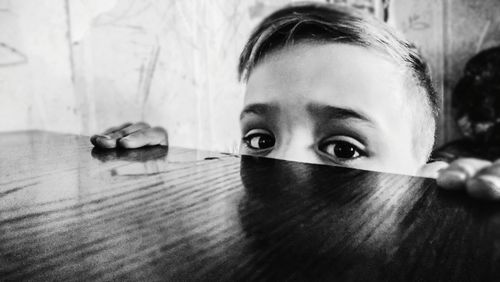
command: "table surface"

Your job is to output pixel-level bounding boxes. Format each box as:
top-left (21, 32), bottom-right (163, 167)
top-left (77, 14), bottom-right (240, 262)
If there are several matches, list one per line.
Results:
top-left (1, 131), bottom-right (500, 281)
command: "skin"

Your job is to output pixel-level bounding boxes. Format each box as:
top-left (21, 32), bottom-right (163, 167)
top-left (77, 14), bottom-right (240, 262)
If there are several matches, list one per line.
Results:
top-left (241, 44), bottom-right (424, 175)
top-left (91, 43), bottom-right (500, 201)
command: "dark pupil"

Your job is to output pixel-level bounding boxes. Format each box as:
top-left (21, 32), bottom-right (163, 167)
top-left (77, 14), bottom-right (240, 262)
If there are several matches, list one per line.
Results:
top-left (334, 142), bottom-right (355, 158)
top-left (258, 136), bottom-right (275, 148)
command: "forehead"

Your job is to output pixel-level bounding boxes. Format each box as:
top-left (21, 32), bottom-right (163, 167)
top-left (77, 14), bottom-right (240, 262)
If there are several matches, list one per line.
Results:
top-left (244, 43), bottom-right (411, 127)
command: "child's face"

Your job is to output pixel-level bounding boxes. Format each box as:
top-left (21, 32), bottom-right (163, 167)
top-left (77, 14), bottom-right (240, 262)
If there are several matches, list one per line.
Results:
top-left (239, 43), bottom-right (426, 175)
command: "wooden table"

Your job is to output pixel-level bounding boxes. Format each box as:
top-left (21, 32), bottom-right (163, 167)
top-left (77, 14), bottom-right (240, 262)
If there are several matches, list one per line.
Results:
top-left (1, 131), bottom-right (500, 281)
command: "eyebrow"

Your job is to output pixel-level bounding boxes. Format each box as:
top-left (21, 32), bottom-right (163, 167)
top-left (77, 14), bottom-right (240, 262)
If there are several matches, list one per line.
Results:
top-left (240, 103), bottom-right (280, 120)
top-left (240, 102), bottom-right (375, 125)
top-left (306, 103), bottom-right (374, 124)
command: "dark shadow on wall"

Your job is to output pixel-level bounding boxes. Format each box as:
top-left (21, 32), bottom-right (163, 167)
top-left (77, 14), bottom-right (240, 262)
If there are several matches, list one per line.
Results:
top-left (434, 47), bottom-right (500, 161)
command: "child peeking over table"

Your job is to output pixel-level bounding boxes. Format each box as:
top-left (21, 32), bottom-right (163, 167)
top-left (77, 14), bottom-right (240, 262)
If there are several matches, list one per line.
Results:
top-left (91, 2), bottom-right (500, 200)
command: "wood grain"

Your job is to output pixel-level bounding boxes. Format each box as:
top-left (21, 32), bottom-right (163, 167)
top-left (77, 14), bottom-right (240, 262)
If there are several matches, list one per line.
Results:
top-left (1, 131), bottom-right (500, 281)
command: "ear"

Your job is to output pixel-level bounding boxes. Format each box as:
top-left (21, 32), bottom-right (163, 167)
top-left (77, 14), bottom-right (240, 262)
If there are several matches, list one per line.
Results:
top-left (416, 161), bottom-right (450, 178)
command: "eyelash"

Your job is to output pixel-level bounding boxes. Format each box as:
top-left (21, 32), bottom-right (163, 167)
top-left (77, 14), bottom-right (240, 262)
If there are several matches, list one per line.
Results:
top-left (242, 129), bottom-right (275, 151)
top-left (317, 138), bottom-right (366, 163)
top-left (242, 129), bottom-right (367, 163)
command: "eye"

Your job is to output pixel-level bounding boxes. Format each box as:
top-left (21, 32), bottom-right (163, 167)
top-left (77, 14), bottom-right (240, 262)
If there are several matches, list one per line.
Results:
top-left (242, 129), bottom-right (275, 150)
top-left (319, 138), bottom-right (365, 161)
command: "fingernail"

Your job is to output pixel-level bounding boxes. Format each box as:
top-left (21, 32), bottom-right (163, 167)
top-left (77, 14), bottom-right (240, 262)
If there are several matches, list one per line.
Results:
top-left (437, 170), bottom-right (467, 190)
top-left (97, 134), bottom-right (111, 139)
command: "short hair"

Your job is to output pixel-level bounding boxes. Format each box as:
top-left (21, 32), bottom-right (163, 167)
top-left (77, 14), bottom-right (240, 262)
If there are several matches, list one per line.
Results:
top-left (237, 2), bottom-right (440, 161)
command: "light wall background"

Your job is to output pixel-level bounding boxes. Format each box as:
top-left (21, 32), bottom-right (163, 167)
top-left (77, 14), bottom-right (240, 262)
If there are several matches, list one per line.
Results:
top-left (1, 0), bottom-right (500, 152)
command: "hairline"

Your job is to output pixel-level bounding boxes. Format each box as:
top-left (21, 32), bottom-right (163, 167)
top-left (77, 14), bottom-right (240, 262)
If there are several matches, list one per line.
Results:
top-left (237, 3), bottom-right (439, 162)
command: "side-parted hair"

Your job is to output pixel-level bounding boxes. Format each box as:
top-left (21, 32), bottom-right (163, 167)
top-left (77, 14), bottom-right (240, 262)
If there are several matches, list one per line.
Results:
top-left (237, 2), bottom-right (440, 161)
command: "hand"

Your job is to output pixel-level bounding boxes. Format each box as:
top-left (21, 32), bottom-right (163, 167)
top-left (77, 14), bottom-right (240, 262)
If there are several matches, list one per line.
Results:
top-left (90, 122), bottom-right (168, 149)
top-left (437, 158), bottom-right (500, 200)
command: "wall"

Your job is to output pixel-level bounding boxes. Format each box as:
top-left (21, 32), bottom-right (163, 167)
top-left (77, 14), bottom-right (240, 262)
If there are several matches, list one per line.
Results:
top-left (1, 0), bottom-right (499, 151)
top-left (442, 0), bottom-right (500, 141)
top-left (0, 0), bottom-right (295, 152)
top-left (393, 0), bottom-right (500, 144)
